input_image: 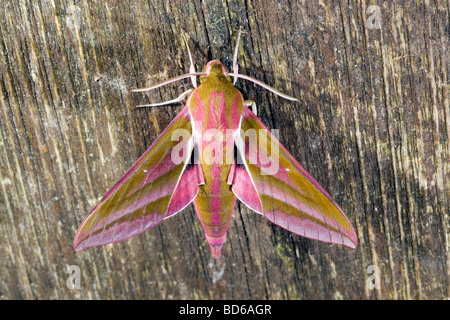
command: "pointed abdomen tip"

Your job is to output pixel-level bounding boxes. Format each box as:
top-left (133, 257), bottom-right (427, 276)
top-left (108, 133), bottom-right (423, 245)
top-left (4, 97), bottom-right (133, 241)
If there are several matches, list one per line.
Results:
top-left (210, 244), bottom-right (223, 258)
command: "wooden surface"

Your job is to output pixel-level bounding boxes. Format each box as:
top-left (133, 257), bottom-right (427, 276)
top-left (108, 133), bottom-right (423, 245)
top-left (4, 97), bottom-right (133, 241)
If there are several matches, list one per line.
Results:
top-left (0, 0), bottom-right (449, 300)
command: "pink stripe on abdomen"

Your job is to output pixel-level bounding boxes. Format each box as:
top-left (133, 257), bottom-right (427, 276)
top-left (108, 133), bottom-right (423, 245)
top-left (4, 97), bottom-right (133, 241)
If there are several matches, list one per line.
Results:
top-left (194, 163), bottom-right (236, 257)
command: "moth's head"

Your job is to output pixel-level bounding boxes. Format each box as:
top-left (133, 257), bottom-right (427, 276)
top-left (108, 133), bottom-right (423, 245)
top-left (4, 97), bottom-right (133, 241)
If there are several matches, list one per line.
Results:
top-left (200, 60), bottom-right (230, 83)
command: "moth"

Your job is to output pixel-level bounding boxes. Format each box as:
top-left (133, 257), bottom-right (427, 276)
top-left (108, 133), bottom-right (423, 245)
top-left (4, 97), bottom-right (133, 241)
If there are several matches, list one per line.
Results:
top-left (74, 30), bottom-right (357, 258)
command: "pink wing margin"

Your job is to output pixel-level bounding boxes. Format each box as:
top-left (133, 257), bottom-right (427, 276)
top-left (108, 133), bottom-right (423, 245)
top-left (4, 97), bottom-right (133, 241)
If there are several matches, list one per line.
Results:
top-left (74, 106), bottom-right (201, 251)
top-left (230, 107), bottom-right (358, 248)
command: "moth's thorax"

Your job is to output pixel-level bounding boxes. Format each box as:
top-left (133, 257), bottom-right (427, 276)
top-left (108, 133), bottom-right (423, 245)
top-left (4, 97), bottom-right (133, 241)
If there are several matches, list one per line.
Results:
top-left (189, 61), bottom-right (245, 135)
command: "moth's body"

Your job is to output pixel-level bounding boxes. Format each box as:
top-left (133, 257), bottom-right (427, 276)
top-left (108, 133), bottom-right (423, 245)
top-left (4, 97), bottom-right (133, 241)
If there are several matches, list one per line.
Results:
top-left (189, 61), bottom-right (244, 256)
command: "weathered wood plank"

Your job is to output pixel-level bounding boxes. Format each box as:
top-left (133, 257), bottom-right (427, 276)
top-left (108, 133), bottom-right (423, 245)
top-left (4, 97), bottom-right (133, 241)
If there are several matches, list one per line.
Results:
top-left (0, 0), bottom-right (448, 299)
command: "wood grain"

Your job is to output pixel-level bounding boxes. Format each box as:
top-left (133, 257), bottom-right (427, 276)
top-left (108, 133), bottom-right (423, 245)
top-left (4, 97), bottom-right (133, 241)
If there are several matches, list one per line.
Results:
top-left (0, 0), bottom-right (448, 299)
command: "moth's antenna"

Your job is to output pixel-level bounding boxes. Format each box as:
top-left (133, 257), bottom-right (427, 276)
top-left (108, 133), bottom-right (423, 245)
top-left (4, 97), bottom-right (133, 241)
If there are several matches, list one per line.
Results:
top-left (130, 72), bottom-right (297, 102)
top-left (182, 30), bottom-right (197, 88)
top-left (232, 27), bottom-right (242, 85)
top-left (227, 72), bottom-right (298, 102)
top-left (129, 73), bottom-right (206, 93)
top-left (136, 89), bottom-right (193, 108)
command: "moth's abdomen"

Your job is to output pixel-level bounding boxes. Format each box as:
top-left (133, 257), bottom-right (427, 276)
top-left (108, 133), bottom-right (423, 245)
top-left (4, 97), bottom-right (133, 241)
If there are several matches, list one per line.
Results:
top-left (193, 163), bottom-right (236, 258)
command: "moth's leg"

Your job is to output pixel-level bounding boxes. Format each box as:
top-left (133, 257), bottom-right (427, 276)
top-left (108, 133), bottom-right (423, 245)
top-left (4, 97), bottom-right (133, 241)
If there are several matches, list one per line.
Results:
top-left (244, 100), bottom-right (257, 115)
top-left (182, 32), bottom-right (197, 88)
top-left (232, 27), bottom-right (242, 85)
top-left (136, 89), bottom-right (193, 108)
